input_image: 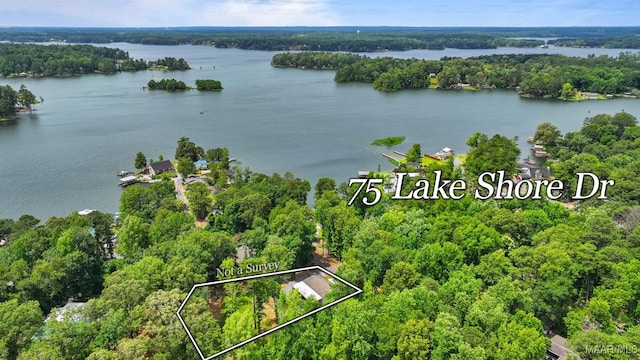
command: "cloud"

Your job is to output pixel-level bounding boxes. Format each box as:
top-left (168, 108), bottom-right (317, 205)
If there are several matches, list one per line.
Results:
top-left (0, 0), bottom-right (342, 27)
top-left (196, 0), bottom-right (341, 26)
top-left (0, 0), bottom-right (638, 27)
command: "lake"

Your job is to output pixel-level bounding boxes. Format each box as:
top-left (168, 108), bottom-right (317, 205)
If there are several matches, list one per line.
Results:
top-left (1, 44), bottom-right (640, 220)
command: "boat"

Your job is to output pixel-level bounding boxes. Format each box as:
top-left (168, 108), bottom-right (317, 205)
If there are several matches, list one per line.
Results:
top-left (524, 158), bottom-right (536, 165)
top-left (117, 170), bottom-right (132, 177)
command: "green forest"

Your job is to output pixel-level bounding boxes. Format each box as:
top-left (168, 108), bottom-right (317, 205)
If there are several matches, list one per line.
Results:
top-left (1, 113), bottom-right (640, 359)
top-left (0, 44), bottom-right (191, 76)
top-left (272, 51), bottom-right (640, 96)
top-left (2, 27), bottom-right (640, 50)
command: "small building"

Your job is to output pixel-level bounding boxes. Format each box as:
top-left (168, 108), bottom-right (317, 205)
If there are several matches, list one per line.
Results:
top-left (518, 165), bottom-right (551, 180)
top-left (46, 302), bottom-right (87, 323)
top-left (546, 334), bottom-right (580, 360)
top-left (195, 159), bottom-right (208, 170)
top-left (148, 160), bottom-right (174, 176)
top-left (435, 147), bottom-right (455, 160)
top-left (236, 245), bottom-right (254, 263)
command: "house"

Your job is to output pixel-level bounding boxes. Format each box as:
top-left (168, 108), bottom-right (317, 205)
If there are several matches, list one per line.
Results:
top-left (194, 159), bottom-right (208, 170)
top-left (236, 245), bottom-right (254, 263)
top-left (45, 302), bottom-right (87, 323)
top-left (435, 147), bottom-right (455, 160)
top-left (546, 335), bottom-right (580, 360)
top-left (148, 160), bottom-right (174, 176)
top-left (286, 272), bottom-right (333, 302)
top-left (518, 165), bottom-right (551, 180)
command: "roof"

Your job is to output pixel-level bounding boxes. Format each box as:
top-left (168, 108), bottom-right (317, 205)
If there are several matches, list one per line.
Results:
top-left (548, 335), bottom-right (580, 360)
top-left (46, 302), bottom-right (87, 322)
top-left (519, 166), bottom-right (551, 180)
top-left (236, 245), bottom-right (253, 262)
top-left (285, 272), bottom-right (333, 301)
top-left (293, 282), bottom-right (322, 301)
top-left (300, 273), bottom-right (332, 299)
top-left (149, 160), bottom-right (174, 174)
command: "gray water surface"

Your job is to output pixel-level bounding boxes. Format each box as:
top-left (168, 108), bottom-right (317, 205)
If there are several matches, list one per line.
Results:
top-left (1, 44), bottom-right (639, 220)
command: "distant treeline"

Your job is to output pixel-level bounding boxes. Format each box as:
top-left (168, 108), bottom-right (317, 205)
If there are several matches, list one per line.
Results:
top-left (0, 44), bottom-right (191, 77)
top-left (549, 37), bottom-right (640, 49)
top-left (272, 51), bottom-right (640, 96)
top-left (3, 27), bottom-right (640, 50)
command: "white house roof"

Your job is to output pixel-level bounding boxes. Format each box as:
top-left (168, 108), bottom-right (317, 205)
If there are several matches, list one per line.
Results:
top-left (293, 282), bottom-right (322, 301)
top-left (46, 302), bottom-right (87, 322)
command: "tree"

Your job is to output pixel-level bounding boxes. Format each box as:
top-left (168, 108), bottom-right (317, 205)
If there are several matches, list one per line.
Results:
top-left (0, 85), bottom-right (17, 118)
top-left (494, 311), bottom-right (549, 360)
top-left (187, 182), bottom-right (212, 221)
top-left (431, 312), bottom-right (463, 360)
top-left (465, 132), bottom-right (520, 178)
top-left (196, 79), bottom-right (223, 91)
top-left (560, 82), bottom-right (576, 100)
top-left (533, 122), bottom-right (562, 149)
top-left (406, 143), bottom-right (422, 163)
top-left (381, 261), bottom-right (421, 293)
top-left (134, 151), bottom-right (147, 171)
top-left (16, 85), bottom-right (36, 111)
top-left (0, 299), bottom-right (43, 360)
top-left (314, 177), bottom-right (336, 201)
top-left (175, 137), bottom-right (204, 162)
top-left (177, 157), bottom-right (196, 178)
top-left (396, 318), bottom-right (433, 360)
top-left (115, 215), bottom-right (149, 259)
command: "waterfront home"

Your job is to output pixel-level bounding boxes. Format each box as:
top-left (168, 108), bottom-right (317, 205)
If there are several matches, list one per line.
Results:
top-left (435, 147), bottom-right (455, 160)
top-left (148, 160), bottom-right (175, 175)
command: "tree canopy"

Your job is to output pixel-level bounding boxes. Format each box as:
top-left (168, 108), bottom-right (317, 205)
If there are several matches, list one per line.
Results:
top-left (2, 118), bottom-right (640, 359)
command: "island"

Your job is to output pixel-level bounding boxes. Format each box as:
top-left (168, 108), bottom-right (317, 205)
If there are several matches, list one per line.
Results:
top-left (146, 78), bottom-right (189, 91)
top-left (145, 79), bottom-right (223, 92)
top-left (195, 79), bottom-right (223, 91)
top-left (372, 136), bottom-right (406, 146)
top-left (0, 44), bottom-right (190, 77)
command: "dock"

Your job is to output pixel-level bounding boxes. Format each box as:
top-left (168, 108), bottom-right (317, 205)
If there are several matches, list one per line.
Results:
top-left (119, 175), bottom-right (138, 187)
top-left (382, 153), bottom-right (403, 162)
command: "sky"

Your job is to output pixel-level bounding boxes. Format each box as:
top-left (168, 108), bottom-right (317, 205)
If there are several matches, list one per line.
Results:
top-left (0, 0), bottom-right (638, 28)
